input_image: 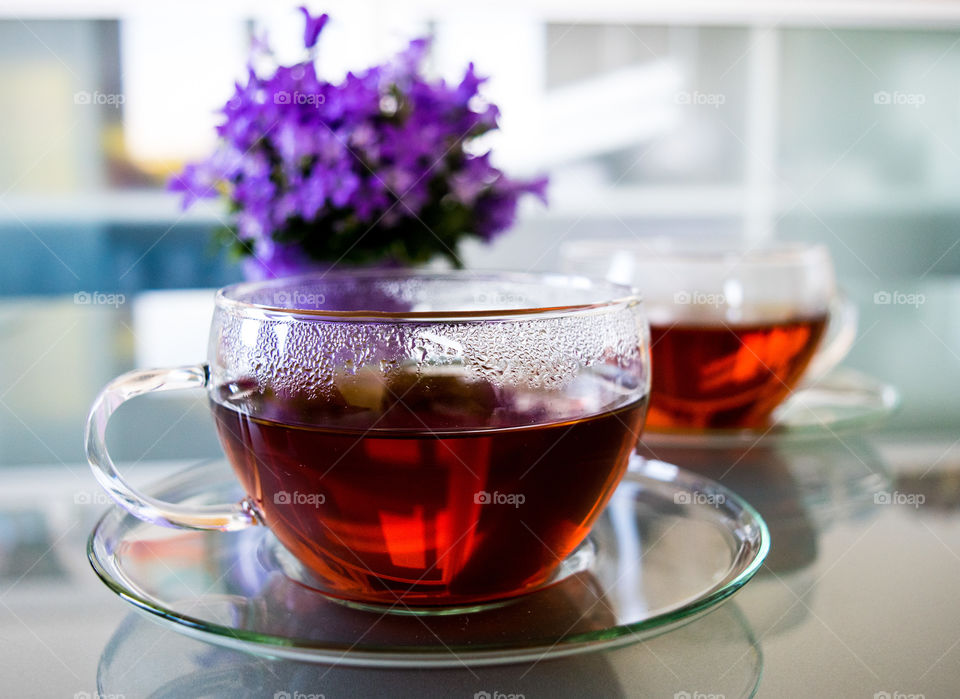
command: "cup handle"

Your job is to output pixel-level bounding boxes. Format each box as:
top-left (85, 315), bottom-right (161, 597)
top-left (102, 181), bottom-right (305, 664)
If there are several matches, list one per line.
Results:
top-left (803, 292), bottom-right (859, 384)
top-left (84, 363), bottom-right (260, 531)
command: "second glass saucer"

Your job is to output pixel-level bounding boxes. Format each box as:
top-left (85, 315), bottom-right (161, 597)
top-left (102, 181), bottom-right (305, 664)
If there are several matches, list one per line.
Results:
top-left (642, 368), bottom-right (899, 449)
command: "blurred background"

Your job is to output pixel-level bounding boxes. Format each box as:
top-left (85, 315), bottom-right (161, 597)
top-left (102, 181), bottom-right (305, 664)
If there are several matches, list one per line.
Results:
top-left (2, 7), bottom-right (960, 696)
top-left (1, 0), bottom-right (959, 468)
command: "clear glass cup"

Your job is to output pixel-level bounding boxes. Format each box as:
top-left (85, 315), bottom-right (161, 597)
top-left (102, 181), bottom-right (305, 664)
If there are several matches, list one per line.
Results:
top-left (560, 238), bottom-right (857, 430)
top-left (86, 270), bottom-right (650, 609)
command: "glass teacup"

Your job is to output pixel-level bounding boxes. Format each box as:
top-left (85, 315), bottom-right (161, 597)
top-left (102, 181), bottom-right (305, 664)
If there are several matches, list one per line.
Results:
top-left (560, 239), bottom-right (856, 430)
top-left (86, 271), bottom-right (650, 609)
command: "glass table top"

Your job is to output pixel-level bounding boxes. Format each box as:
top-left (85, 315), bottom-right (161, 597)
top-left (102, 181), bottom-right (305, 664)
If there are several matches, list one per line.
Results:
top-left (1, 277), bottom-right (959, 697)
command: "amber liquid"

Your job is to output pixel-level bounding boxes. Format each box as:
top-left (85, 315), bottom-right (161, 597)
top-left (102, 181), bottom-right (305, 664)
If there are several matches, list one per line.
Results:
top-left (647, 314), bottom-right (828, 429)
top-left (212, 371), bottom-right (646, 607)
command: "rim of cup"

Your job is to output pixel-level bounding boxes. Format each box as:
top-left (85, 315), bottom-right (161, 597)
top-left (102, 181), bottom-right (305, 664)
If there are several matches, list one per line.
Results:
top-left (216, 268), bottom-right (644, 321)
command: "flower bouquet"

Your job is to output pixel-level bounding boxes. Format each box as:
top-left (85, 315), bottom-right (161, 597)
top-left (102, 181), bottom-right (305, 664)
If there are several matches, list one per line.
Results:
top-left (171, 9), bottom-right (547, 279)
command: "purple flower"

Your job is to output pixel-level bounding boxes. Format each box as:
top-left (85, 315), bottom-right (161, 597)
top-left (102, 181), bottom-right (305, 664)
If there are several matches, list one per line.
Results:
top-left (474, 175), bottom-right (549, 241)
top-left (244, 240), bottom-right (329, 281)
top-left (449, 153), bottom-right (497, 207)
top-left (297, 171), bottom-right (327, 221)
top-left (170, 10), bottom-right (548, 274)
top-left (299, 8), bottom-right (329, 50)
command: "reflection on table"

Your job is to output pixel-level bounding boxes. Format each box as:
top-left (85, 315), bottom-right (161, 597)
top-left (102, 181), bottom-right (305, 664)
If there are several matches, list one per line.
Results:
top-left (98, 602), bottom-right (761, 699)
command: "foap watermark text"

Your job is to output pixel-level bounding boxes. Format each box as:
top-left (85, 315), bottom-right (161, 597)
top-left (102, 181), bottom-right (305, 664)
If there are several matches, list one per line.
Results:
top-left (873, 91), bottom-right (925, 108)
top-left (275, 90), bottom-right (326, 108)
top-left (675, 91), bottom-right (726, 108)
top-left (74, 291), bottom-right (125, 308)
top-left (874, 491), bottom-right (925, 508)
top-left (674, 290), bottom-right (726, 308)
top-left (474, 291), bottom-right (527, 306)
top-left (675, 492), bottom-right (726, 506)
top-left (274, 290), bottom-right (326, 308)
top-left (474, 491), bottom-right (525, 508)
top-left (74, 490), bottom-right (113, 506)
top-left (275, 490), bottom-right (326, 507)
top-left (874, 290), bottom-right (925, 308)
top-left (74, 90), bottom-right (125, 108)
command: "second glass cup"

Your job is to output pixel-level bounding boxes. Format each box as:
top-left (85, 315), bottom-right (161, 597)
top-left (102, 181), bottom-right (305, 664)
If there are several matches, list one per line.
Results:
top-left (561, 239), bottom-right (856, 430)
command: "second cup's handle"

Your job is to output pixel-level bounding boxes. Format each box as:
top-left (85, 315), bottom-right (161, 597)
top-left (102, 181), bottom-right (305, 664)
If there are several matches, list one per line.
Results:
top-left (803, 292), bottom-right (859, 384)
top-left (85, 363), bottom-right (260, 531)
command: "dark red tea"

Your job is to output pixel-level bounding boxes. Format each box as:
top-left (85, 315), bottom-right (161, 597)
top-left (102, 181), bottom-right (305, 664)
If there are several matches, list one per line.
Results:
top-left (212, 371), bottom-right (646, 606)
top-left (647, 314), bottom-right (827, 429)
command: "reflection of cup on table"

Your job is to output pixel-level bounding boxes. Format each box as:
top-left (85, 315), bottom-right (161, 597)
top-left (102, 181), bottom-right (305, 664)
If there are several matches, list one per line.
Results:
top-left (86, 271), bottom-right (650, 610)
top-left (562, 239), bottom-right (857, 430)
top-left (99, 601), bottom-right (762, 699)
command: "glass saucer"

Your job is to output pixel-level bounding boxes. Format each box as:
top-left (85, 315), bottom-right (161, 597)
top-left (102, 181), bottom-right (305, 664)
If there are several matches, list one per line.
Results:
top-left (642, 368), bottom-right (900, 449)
top-left (87, 457), bottom-right (768, 668)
